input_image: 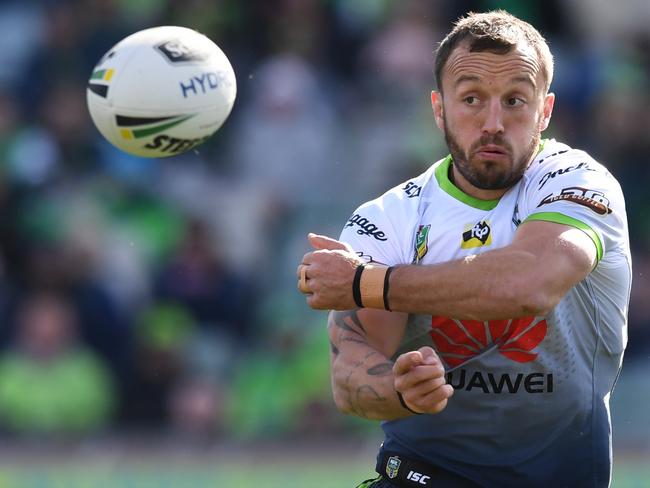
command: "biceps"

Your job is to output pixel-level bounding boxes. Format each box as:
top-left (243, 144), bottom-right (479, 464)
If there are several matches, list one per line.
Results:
top-left (514, 220), bottom-right (597, 290)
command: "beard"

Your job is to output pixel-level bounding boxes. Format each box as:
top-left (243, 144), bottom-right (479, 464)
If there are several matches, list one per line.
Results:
top-left (443, 116), bottom-right (541, 191)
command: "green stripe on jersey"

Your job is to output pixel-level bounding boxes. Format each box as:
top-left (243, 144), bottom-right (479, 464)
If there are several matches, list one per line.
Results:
top-left (524, 211), bottom-right (603, 262)
top-left (435, 155), bottom-right (500, 210)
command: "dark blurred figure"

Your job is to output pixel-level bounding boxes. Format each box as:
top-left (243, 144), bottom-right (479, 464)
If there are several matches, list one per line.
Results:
top-left (154, 219), bottom-right (252, 342)
top-left (0, 292), bottom-right (114, 435)
top-left (23, 241), bottom-right (131, 386)
top-left (121, 303), bottom-right (195, 428)
top-left (168, 374), bottom-right (224, 440)
top-left (121, 219), bottom-right (252, 429)
top-left (17, 0), bottom-right (130, 119)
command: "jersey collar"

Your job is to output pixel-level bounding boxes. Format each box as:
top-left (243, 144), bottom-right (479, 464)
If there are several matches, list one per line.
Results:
top-left (434, 155), bottom-right (500, 210)
top-left (434, 140), bottom-right (549, 210)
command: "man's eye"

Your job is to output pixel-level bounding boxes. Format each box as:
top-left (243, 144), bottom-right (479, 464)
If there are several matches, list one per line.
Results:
top-left (464, 96), bottom-right (479, 105)
top-left (507, 97), bottom-right (525, 107)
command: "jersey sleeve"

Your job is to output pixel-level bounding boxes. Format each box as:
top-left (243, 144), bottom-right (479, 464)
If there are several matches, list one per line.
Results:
top-left (519, 151), bottom-right (627, 263)
top-left (339, 186), bottom-right (419, 266)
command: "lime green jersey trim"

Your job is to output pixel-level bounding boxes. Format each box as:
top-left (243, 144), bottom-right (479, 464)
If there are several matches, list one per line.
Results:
top-left (355, 476), bottom-right (382, 488)
top-left (433, 140), bottom-right (548, 210)
top-left (524, 211), bottom-right (603, 262)
top-left (434, 155), bottom-right (500, 210)
top-left (537, 138), bottom-right (548, 154)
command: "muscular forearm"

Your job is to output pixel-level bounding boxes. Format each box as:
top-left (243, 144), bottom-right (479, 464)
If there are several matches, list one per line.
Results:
top-left (389, 248), bottom-right (544, 320)
top-left (302, 223), bottom-right (595, 318)
top-left (388, 225), bottom-right (594, 320)
top-left (328, 310), bottom-right (412, 420)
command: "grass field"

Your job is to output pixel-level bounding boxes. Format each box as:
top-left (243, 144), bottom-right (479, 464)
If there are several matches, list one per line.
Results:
top-left (0, 440), bottom-right (648, 487)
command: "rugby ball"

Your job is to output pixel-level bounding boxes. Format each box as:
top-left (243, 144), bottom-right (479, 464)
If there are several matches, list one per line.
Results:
top-left (87, 26), bottom-right (236, 158)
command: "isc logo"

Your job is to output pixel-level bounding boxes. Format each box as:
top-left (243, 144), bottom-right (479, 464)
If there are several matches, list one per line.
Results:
top-left (406, 470), bottom-right (430, 485)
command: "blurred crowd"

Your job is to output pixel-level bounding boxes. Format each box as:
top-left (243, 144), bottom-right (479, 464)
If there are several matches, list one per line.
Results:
top-left (0, 0), bottom-right (648, 442)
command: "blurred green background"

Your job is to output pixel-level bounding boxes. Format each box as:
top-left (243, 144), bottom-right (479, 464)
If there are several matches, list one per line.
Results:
top-left (0, 0), bottom-right (648, 486)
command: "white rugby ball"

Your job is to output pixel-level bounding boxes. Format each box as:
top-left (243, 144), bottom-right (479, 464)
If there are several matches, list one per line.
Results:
top-left (87, 26), bottom-right (236, 158)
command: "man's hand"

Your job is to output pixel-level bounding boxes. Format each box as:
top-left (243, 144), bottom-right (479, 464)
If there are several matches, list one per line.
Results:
top-left (297, 233), bottom-right (363, 310)
top-left (393, 346), bottom-right (454, 415)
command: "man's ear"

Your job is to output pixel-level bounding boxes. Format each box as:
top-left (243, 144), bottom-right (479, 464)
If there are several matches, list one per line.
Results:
top-left (540, 92), bottom-right (555, 131)
top-left (431, 91), bottom-right (445, 131)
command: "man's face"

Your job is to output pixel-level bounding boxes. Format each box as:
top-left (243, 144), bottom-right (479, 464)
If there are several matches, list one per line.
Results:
top-left (432, 41), bottom-right (554, 191)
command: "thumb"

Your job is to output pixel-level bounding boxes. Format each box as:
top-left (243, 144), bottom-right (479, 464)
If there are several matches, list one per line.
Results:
top-left (308, 233), bottom-right (350, 251)
top-left (394, 350), bottom-right (427, 376)
top-left (418, 346), bottom-right (438, 365)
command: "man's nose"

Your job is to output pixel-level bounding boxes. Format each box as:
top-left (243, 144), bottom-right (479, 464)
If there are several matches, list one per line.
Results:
top-left (482, 99), bottom-right (505, 134)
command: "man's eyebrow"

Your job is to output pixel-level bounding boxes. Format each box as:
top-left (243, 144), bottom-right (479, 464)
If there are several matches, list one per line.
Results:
top-left (510, 75), bottom-right (536, 88)
top-left (454, 75), bottom-right (480, 87)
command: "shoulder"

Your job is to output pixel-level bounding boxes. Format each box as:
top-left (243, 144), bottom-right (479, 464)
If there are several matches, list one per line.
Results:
top-left (353, 160), bottom-right (440, 214)
top-left (518, 140), bottom-right (629, 260)
top-left (339, 159), bottom-right (442, 263)
top-left (523, 139), bottom-right (620, 193)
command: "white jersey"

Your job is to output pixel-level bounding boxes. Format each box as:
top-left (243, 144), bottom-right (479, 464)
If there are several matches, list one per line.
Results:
top-left (339, 139), bottom-right (631, 487)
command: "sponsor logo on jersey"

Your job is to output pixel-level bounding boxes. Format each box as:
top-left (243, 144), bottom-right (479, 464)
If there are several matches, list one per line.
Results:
top-left (537, 186), bottom-right (612, 215)
top-left (345, 214), bottom-right (388, 241)
top-left (156, 39), bottom-right (210, 64)
top-left (116, 114), bottom-right (196, 140)
top-left (537, 162), bottom-right (596, 190)
top-left (386, 456), bottom-right (401, 479)
top-left (461, 221), bottom-right (491, 248)
top-left (402, 181), bottom-right (421, 198)
top-left (430, 316), bottom-right (548, 367)
top-left (406, 471), bottom-right (431, 485)
top-left (413, 224), bottom-right (430, 263)
top-left (446, 369), bottom-right (553, 393)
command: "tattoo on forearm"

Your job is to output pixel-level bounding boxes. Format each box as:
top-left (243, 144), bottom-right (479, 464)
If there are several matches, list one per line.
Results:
top-left (357, 385), bottom-right (385, 403)
top-left (338, 357), bottom-right (393, 418)
top-left (331, 310), bottom-right (365, 335)
top-left (329, 311), bottom-right (367, 352)
top-left (366, 362), bottom-right (393, 376)
top-left (348, 310), bottom-right (366, 333)
top-left (329, 310), bottom-right (396, 418)
top-left (340, 336), bottom-right (366, 346)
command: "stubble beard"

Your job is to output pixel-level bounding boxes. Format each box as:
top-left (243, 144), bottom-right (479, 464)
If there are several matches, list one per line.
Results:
top-left (443, 115), bottom-right (541, 191)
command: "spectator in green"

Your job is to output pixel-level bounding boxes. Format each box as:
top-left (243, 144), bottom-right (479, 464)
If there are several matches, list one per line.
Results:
top-left (0, 292), bottom-right (114, 435)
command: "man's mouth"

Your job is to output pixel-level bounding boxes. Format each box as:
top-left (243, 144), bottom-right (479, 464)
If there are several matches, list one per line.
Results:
top-left (475, 145), bottom-right (508, 159)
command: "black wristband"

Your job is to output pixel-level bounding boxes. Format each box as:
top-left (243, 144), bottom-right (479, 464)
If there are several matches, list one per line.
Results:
top-left (396, 390), bottom-right (423, 415)
top-left (383, 266), bottom-right (394, 311)
top-left (352, 264), bottom-right (365, 308)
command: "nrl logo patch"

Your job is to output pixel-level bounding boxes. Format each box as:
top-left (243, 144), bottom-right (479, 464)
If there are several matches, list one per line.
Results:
top-left (386, 456), bottom-right (401, 479)
top-left (413, 224), bottom-right (431, 263)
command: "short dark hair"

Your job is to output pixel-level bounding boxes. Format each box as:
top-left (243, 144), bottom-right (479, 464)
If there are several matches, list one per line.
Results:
top-left (434, 10), bottom-right (554, 93)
